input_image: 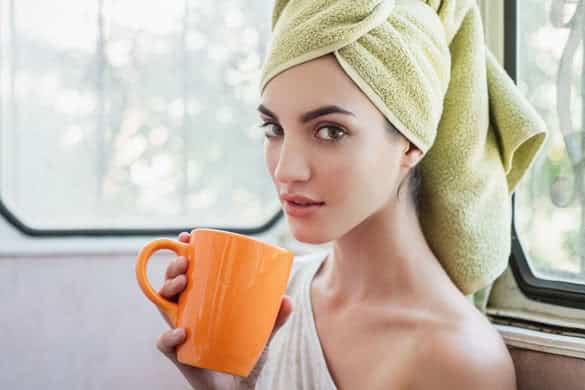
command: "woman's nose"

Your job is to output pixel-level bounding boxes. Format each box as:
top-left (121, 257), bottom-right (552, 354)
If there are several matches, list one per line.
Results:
top-left (274, 139), bottom-right (311, 184)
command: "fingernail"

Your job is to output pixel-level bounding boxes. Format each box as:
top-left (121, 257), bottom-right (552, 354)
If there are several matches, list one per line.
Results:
top-left (172, 328), bottom-right (184, 339)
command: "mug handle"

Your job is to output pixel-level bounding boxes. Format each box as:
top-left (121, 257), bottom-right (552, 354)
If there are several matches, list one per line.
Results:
top-left (135, 238), bottom-right (190, 326)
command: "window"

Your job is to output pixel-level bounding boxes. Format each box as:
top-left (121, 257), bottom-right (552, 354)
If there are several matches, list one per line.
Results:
top-left (513, 0), bottom-right (585, 291)
top-left (0, 0), bottom-right (279, 233)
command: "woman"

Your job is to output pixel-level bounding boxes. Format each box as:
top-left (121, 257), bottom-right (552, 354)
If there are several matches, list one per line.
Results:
top-left (154, 0), bottom-right (546, 388)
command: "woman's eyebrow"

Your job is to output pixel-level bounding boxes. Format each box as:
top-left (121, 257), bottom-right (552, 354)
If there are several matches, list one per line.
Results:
top-left (257, 104), bottom-right (356, 123)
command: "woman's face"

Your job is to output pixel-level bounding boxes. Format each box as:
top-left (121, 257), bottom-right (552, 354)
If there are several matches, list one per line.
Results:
top-left (260, 54), bottom-right (416, 244)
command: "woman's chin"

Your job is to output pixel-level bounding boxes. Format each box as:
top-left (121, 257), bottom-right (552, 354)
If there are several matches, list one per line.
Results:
top-left (289, 224), bottom-right (331, 245)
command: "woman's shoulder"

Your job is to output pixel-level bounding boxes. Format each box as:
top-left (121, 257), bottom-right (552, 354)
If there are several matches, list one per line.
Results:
top-left (371, 289), bottom-right (515, 389)
top-left (408, 305), bottom-right (516, 389)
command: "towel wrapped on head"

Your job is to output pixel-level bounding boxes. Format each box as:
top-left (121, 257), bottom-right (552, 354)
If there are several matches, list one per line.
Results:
top-left (259, 0), bottom-right (547, 295)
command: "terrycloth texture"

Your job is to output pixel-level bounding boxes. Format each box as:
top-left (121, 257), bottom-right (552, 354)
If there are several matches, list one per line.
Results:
top-left (259, 0), bottom-right (547, 294)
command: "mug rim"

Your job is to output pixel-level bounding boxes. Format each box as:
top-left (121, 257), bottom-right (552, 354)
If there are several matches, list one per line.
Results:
top-left (190, 228), bottom-right (292, 253)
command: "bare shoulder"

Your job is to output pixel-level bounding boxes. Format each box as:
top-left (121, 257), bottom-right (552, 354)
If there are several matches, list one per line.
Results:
top-left (411, 312), bottom-right (517, 390)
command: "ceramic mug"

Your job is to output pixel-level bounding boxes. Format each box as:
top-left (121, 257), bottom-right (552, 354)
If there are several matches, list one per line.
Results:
top-left (136, 228), bottom-right (294, 376)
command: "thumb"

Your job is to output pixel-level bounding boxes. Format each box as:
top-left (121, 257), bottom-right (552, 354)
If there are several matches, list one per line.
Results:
top-left (262, 295), bottom-right (294, 360)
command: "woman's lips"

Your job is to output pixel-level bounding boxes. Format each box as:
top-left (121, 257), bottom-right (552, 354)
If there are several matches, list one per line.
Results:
top-left (283, 200), bottom-right (325, 217)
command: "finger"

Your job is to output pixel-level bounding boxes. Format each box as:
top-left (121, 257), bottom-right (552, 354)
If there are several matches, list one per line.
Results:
top-left (178, 231), bottom-right (191, 243)
top-left (156, 328), bottom-right (186, 359)
top-left (165, 256), bottom-right (188, 280)
top-left (271, 295), bottom-right (294, 335)
top-left (158, 274), bottom-right (187, 299)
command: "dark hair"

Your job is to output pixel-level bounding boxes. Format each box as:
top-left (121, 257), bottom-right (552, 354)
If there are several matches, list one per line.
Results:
top-left (384, 120), bottom-right (423, 212)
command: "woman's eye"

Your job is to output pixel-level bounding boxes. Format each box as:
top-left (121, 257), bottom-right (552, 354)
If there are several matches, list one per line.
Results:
top-left (259, 122), bottom-right (282, 138)
top-left (316, 126), bottom-right (347, 142)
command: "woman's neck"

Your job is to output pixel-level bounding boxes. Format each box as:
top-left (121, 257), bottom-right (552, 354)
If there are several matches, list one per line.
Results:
top-left (317, 197), bottom-right (450, 306)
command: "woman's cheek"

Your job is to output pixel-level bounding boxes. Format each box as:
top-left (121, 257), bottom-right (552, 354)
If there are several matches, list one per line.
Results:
top-left (264, 141), bottom-right (278, 179)
top-left (324, 160), bottom-right (353, 199)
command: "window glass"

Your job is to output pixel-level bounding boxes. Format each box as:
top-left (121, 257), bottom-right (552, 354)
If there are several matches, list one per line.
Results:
top-left (515, 0), bottom-right (585, 284)
top-left (0, 0), bottom-right (278, 230)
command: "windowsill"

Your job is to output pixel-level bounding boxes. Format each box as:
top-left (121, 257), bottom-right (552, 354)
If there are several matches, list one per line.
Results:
top-left (496, 324), bottom-right (585, 359)
top-left (0, 237), bottom-right (167, 257)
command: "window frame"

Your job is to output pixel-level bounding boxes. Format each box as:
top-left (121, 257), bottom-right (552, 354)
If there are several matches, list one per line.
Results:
top-left (505, 0), bottom-right (585, 310)
top-left (0, 197), bottom-right (283, 237)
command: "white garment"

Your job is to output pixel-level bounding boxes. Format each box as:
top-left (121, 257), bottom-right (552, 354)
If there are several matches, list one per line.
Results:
top-left (255, 250), bottom-right (337, 390)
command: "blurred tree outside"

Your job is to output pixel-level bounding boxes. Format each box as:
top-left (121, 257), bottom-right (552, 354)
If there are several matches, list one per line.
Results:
top-left (0, 0), bottom-right (277, 230)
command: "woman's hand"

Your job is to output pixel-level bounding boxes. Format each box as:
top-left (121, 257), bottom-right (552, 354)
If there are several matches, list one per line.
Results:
top-left (156, 231), bottom-right (293, 389)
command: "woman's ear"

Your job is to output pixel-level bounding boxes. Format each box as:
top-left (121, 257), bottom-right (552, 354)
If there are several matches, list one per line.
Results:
top-left (402, 143), bottom-right (424, 169)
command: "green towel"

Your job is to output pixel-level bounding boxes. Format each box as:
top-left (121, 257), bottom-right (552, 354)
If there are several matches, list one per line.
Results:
top-left (259, 0), bottom-right (547, 294)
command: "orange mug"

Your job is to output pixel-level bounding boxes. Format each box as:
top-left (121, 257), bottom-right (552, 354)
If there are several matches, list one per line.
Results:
top-left (135, 228), bottom-right (294, 376)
